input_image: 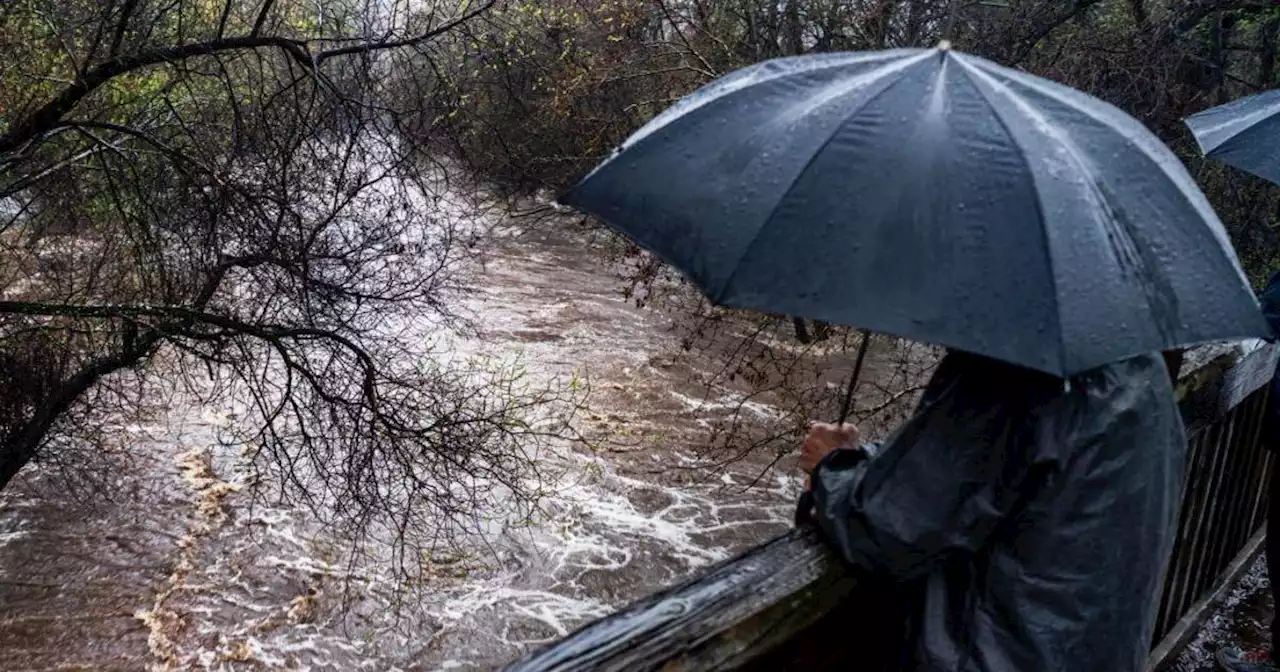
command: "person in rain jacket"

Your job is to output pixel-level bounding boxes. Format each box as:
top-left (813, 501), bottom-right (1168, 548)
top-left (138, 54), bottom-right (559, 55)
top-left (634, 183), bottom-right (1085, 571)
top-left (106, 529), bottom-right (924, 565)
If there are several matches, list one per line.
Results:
top-left (800, 349), bottom-right (1185, 672)
top-left (1217, 270), bottom-right (1280, 672)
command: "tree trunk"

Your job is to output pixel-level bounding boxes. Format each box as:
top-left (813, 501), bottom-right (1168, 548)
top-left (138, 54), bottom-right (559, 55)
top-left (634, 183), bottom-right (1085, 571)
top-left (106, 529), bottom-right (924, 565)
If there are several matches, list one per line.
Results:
top-left (0, 335), bottom-right (156, 491)
top-left (793, 317), bottom-right (813, 344)
top-left (904, 0), bottom-right (923, 47)
top-left (1128, 0), bottom-right (1147, 28)
top-left (1260, 18), bottom-right (1280, 89)
top-left (813, 320), bottom-right (831, 342)
top-left (783, 0), bottom-right (804, 55)
top-left (868, 0), bottom-right (896, 49)
top-left (1210, 12), bottom-right (1237, 105)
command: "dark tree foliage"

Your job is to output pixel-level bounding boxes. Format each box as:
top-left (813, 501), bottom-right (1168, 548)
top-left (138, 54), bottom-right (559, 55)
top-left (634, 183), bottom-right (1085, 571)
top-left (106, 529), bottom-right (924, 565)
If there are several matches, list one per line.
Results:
top-left (0, 0), bottom-right (581, 567)
top-left (405, 0), bottom-right (1280, 469)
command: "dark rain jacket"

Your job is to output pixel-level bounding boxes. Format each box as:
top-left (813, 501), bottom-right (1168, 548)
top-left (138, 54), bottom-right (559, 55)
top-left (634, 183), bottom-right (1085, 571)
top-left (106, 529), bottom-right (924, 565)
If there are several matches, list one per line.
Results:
top-left (811, 351), bottom-right (1185, 672)
top-left (1259, 270), bottom-right (1280, 447)
top-left (1261, 271), bottom-right (1280, 335)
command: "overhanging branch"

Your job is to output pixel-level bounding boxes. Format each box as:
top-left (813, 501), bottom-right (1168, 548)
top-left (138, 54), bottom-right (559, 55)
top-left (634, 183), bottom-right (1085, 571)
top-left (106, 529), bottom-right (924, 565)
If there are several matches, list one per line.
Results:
top-left (0, 0), bottom-right (499, 158)
top-left (0, 299), bottom-right (379, 403)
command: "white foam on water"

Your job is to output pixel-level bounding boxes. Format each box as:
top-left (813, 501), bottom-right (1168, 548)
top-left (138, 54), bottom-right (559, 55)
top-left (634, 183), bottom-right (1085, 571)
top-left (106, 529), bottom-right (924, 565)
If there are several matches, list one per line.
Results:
top-left (1, 154), bottom-right (801, 670)
top-left (668, 389), bottom-right (786, 422)
top-left (124, 348), bottom-right (788, 668)
top-left (0, 529), bottom-right (30, 551)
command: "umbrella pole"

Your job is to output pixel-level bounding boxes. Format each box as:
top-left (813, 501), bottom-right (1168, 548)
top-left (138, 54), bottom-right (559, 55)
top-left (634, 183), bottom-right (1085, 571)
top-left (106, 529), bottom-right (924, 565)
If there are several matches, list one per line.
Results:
top-left (836, 330), bottom-right (872, 424)
top-left (798, 329), bottom-right (871, 528)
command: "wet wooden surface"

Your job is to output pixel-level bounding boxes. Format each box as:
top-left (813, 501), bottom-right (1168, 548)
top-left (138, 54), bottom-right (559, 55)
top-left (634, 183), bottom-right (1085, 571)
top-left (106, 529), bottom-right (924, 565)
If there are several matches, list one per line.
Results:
top-left (503, 529), bottom-right (898, 671)
top-left (1151, 344), bottom-right (1278, 667)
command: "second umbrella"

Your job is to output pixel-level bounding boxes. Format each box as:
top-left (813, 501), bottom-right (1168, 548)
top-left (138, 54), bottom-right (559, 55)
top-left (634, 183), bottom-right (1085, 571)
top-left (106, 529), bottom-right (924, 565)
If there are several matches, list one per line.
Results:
top-left (1186, 87), bottom-right (1280, 185)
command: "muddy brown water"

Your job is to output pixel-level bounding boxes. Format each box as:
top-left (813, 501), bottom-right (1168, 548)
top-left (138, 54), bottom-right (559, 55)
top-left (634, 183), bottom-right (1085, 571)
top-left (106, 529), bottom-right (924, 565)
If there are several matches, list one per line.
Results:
top-left (0, 217), bottom-right (898, 670)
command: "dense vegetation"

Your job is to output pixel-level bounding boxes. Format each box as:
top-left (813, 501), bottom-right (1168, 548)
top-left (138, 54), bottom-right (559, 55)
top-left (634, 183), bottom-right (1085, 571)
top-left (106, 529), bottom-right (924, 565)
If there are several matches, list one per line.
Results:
top-left (411, 0), bottom-right (1280, 464)
top-left (0, 0), bottom-right (577, 568)
top-left (5, 0), bottom-right (1280, 556)
top-left (419, 0), bottom-right (1280, 278)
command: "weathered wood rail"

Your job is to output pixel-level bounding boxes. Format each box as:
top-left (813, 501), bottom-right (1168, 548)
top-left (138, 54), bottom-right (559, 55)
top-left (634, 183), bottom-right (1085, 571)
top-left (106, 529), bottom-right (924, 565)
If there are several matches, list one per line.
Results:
top-left (1149, 343), bottom-right (1278, 668)
top-left (508, 344), bottom-right (1279, 672)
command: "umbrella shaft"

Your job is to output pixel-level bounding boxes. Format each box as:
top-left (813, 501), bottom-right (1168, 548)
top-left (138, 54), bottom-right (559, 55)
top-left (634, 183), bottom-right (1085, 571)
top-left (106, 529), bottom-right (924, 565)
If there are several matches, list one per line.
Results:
top-left (837, 330), bottom-right (872, 424)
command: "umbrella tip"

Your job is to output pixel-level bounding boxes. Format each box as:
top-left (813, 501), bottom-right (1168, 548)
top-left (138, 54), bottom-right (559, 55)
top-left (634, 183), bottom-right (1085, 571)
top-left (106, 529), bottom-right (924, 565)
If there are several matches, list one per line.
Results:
top-left (937, 40), bottom-right (953, 51)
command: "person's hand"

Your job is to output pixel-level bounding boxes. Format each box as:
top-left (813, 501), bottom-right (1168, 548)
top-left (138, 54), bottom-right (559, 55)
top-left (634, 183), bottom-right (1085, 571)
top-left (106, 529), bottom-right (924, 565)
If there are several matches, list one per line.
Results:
top-left (800, 422), bottom-right (859, 478)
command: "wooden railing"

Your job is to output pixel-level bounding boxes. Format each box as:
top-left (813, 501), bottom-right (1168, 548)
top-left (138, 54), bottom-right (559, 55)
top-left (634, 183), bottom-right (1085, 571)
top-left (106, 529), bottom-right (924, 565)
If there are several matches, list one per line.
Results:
top-left (508, 345), bottom-right (1279, 672)
top-left (1148, 343), bottom-right (1278, 667)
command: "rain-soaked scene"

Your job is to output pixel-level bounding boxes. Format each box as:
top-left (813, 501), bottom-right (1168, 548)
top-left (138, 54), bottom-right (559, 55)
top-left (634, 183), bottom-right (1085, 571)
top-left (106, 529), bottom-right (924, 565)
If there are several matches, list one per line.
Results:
top-left (8, 2), bottom-right (1280, 672)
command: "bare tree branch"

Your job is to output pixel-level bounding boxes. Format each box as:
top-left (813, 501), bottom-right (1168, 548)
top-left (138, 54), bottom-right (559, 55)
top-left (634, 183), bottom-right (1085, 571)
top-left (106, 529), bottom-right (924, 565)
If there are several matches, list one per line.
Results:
top-left (0, 0), bottom-right (499, 157)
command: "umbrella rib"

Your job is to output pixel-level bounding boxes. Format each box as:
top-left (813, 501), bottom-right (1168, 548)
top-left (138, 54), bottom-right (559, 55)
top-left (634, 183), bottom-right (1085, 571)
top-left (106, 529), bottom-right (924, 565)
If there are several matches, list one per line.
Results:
top-left (969, 60), bottom-right (1238, 271)
top-left (962, 59), bottom-right (1195, 369)
top-left (952, 59), bottom-right (1064, 374)
top-left (622, 50), bottom-right (921, 158)
top-left (710, 55), bottom-right (935, 307)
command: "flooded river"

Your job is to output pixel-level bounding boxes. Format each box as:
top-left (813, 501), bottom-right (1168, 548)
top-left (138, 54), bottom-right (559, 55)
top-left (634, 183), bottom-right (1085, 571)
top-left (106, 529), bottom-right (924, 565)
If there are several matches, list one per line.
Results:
top-left (0, 207), bottom-right (859, 670)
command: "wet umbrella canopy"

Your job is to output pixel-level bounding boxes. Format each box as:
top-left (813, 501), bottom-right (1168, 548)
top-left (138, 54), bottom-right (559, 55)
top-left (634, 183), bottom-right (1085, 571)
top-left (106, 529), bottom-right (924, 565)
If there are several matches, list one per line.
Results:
top-left (562, 45), bottom-right (1269, 377)
top-left (1186, 88), bottom-right (1280, 185)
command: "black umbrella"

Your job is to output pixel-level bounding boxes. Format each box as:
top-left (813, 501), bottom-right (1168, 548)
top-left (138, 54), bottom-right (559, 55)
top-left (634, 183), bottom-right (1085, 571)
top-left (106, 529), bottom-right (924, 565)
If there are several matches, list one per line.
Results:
top-left (563, 45), bottom-right (1268, 388)
top-left (1185, 88), bottom-right (1280, 185)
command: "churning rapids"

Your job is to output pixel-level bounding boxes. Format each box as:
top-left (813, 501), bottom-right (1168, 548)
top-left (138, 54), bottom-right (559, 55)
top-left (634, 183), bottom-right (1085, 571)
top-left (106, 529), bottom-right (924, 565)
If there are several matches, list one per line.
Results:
top-left (0, 193), bottom-right (838, 670)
